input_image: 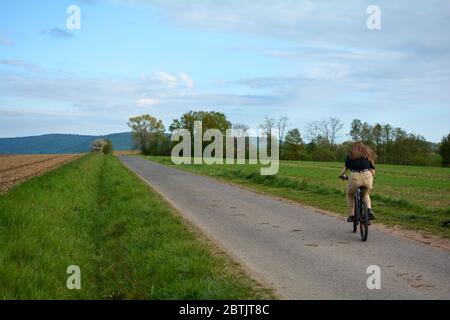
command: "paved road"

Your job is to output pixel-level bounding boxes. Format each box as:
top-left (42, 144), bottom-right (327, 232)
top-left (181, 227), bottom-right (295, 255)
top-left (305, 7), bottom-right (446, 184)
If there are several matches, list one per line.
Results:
top-left (120, 156), bottom-right (450, 299)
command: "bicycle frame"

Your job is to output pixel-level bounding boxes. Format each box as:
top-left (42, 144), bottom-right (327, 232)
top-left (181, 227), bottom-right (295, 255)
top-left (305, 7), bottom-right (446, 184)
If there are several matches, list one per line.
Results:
top-left (340, 175), bottom-right (369, 241)
top-left (354, 187), bottom-right (368, 221)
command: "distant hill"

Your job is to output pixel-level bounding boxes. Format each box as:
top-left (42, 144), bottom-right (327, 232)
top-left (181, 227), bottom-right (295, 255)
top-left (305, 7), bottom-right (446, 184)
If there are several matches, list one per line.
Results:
top-left (0, 132), bottom-right (136, 154)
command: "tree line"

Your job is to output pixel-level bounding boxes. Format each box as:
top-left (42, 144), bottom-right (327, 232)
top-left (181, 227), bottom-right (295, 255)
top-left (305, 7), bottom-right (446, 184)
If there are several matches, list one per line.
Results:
top-left (127, 111), bottom-right (450, 167)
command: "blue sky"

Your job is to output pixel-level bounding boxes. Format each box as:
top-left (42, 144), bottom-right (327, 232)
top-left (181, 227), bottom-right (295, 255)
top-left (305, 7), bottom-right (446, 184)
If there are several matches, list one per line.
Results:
top-left (0, 0), bottom-right (449, 141)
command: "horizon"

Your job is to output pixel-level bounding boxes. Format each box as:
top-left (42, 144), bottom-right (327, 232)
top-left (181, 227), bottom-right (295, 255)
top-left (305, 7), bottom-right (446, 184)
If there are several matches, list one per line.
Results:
top-left (1, 1), bottom-right (449, 142)
top-left (0, 128), bottom-right (443, 145)
top-left (0, 131), bottom-right (131, 139)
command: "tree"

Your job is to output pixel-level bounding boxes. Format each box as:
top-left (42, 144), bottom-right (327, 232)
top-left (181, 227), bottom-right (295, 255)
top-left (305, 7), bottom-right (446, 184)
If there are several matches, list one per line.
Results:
top-left (393, 127), bottom-right (407, 141)
top-left (381, 124), bottom-right (393, 163)
top-left (285, 128), bottom-right (303, 145)
top-left (170, 110), bottom-right (231, 135)
top-left (382, 124), bottom-right (393, 144)
top-left (102, 139), bottom-right (113, 155)
top-left (230, 123), bottom-right (250, 158)
top-left (335, 141), bottom-right (352, 161)
top-left (232, 123), bottom-right (249, 137)
top-left (360, 122), bottom-right (373, 145)
top-left (169, 110), bottom-right (232, 157)
top-left (259, 115), bottom-right (276, 154)
top-left (312, 143), bottom-right (336, 162)
top-left (283, 128), bottom-right (304, 160)
top-left (350, 119), bottom-right (363, 141)
top-left (276, 116), bottom-right (289, 146)
top-left (128, 115), bottom-right (165, 154)
top-left (390, 133), bottom-right (432, 166)
top-left (324, 117), bottom-right (343, 146)
top-left (307, 118), bottom-right (343, 146)
top-left (371, 123), bottom-right (383, 155)
top-left (259, 116), bottom-right (276, 138)
top-left (91, 139), bottom-right (106, 152)
top-left (306, 121), bottom-right (321, 142)
top-left (439, 133), bottom-right (450, 167)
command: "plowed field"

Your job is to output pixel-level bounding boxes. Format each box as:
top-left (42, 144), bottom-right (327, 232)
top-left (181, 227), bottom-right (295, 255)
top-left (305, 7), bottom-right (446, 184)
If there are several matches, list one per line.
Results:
top-left (0, 154), bottom-right (83, 193)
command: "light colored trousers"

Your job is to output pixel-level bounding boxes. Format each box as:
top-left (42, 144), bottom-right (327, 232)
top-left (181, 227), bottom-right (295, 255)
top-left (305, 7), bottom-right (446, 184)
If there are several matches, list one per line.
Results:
top-left (346, 170), bottom-right (374, 215)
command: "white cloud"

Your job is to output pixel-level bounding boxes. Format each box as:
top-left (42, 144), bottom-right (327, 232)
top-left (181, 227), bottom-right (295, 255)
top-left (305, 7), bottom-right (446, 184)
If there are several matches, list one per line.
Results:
top-left (154, 71), bottom-right (194, 89)
top-left (0, 32), bottom-right (12, 46)
top-left (178, 72), bottom-right (194, 88)
top-left (0, 37), bottom-right (12, 46)
top-left (304, 66), bottom-right (348, 81)
top-left (0, 60), bottom-right (42, 72)
top-left (0, 69), bottom-right (279, 134)
top-left (155, 71), bottom-right (178, 88)
top-left (136, 98), bottom-right (159, 106)
top-left (121, 0), bottom-right (450, 59)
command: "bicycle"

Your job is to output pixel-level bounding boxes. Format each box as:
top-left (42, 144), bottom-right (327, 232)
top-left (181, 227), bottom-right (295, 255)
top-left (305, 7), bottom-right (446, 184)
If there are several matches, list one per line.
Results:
top-left (339, 175), bottom-right (370, 242)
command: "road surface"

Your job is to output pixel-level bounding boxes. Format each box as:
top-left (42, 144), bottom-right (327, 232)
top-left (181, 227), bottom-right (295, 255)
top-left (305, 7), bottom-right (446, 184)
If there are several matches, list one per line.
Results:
top-left (120, 156), bottom-right (450, 299)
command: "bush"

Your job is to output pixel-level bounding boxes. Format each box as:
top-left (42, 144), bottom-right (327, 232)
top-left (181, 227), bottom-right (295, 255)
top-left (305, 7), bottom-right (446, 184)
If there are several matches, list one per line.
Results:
top-left (91, 139), bottom-right (106, 152)
top-left (312, 145), bottom-right (336, 162)
top-left (281, 144), bottom-right (304, 160)
top-left (102, 140), bottom-right (113, 155)
top-left (335, 142), bottom-right (351, 162)
top-left (439, 133), bottom-right (450, 167)
top-left (142, 133), bottom-right (172, 156)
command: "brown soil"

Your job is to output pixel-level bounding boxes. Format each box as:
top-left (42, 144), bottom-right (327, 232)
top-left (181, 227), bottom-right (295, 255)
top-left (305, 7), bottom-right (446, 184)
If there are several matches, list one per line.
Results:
top-left (0, 154), bottom-right (83, 193)
top-left (113, 150), bottom-right (141, 156)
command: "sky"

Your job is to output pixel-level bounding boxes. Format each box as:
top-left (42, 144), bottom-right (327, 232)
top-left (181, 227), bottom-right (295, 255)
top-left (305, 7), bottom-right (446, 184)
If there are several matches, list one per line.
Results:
top-left (0, 0), bottom-right (449, 142)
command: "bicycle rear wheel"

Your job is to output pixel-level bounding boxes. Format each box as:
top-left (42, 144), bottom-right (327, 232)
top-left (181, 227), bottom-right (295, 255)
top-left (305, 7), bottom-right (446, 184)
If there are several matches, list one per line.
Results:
top-left (360, 199), bottom-right (369, 241)
top-left (353, 191), bottom-right (359, 233)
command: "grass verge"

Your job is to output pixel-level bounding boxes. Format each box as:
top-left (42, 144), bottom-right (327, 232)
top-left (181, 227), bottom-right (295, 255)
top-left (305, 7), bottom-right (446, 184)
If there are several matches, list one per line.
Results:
top-left (0, 153), bottom-right (274, 299)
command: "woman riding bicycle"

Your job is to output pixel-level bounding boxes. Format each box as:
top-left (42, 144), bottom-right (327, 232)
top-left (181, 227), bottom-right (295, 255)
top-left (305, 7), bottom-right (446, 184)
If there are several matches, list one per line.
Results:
top-left (340, 142), bottom-right (377, 223)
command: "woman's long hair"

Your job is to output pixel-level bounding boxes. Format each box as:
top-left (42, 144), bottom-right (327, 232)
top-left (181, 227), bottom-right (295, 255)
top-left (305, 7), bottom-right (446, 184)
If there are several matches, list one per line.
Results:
top-left (349, 141), bottom-right (377, 163)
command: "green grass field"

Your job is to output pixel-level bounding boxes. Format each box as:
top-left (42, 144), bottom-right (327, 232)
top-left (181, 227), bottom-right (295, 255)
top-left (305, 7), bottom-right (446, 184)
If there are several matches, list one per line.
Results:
top-left (0, 153), bottom-right (273, 299)
top-left (144, 156), bottom-right (450, 239)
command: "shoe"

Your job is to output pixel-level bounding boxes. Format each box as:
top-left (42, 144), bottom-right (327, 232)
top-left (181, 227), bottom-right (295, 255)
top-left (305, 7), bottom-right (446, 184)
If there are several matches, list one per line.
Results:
top-left (368, 209), bottom-right (375, 220)
top-left (347, 215), bottom-right (355, 223)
